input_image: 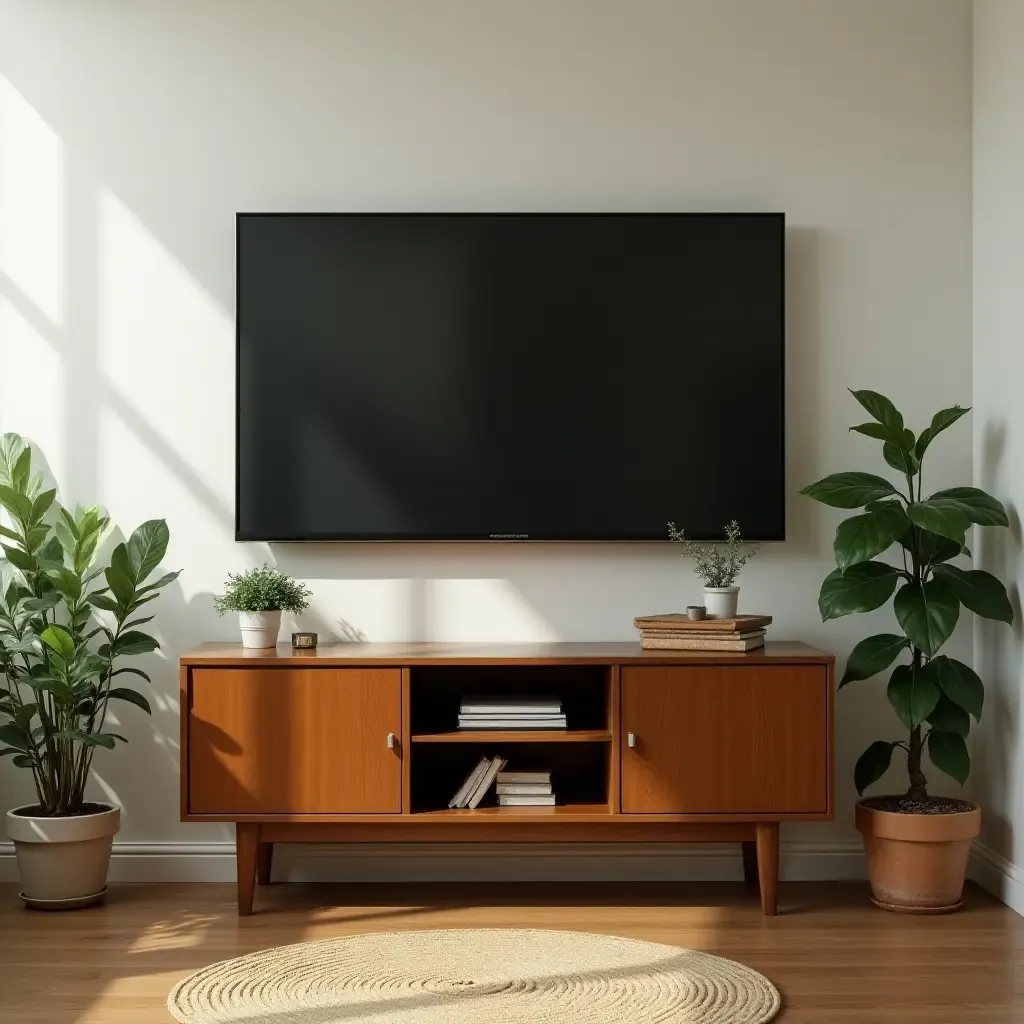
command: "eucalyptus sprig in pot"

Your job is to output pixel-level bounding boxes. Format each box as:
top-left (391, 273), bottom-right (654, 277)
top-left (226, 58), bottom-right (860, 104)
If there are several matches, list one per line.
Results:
top-left (667, 519), bottom-right (759, 618)
top-left (215, 565), bottom-right (312, 648)
top-left (0, 434), bottom-right (179, 907)
top-left (802, 390), bottom-right (1013, 913)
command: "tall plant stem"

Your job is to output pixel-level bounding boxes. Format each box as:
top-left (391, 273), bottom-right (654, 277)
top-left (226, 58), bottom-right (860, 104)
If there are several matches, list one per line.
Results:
top-left (906, 646), bottom-right (928, 801)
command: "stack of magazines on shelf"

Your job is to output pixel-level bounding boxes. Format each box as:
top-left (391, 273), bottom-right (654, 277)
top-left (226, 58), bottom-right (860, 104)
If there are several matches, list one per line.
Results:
top-left (496, 769), bottom-right (554, 807)
top-left (457, 695), bottom-right (566, 730)
top-left (447, 755), bottom-right (507, 809)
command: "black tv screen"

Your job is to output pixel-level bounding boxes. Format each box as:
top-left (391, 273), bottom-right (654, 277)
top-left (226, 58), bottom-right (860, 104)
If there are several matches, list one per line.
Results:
top-left (236, 213), bottom-right (785, 541)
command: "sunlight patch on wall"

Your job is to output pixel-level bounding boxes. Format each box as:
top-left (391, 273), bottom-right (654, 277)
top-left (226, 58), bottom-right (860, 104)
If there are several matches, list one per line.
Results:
top-left (0, 76), bottom-right (64, 325)
top-left (97, 188), bottom-right (233, 510)
top-left (427, 578), bottom-right (560, 642)
top-left (0, 297), bottom-right (64, 483)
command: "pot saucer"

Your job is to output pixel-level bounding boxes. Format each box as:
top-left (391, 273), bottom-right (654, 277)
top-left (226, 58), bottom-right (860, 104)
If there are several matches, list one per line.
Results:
top-left (870, 895), bottom-right (964, 915)
top-left (20, 886), bottom-right (108, 911)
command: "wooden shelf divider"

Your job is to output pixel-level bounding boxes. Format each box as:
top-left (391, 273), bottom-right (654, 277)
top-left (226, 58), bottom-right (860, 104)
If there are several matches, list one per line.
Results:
top-left (411, 729), bottom-right (612, 744)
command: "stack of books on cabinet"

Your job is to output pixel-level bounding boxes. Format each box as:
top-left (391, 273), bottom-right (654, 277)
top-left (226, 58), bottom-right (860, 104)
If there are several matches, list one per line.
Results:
top-left (634, 613), bottom-right (773, 651)
top-left (496, 769), bottom-right (554, 806)
top-left (457, 695), bottom-right (566, 730)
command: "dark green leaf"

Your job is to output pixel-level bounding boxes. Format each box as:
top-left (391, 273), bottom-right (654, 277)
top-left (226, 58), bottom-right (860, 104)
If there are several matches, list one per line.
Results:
top-left (840, 633), bottom-right (910, 687)
top-left (126, 519), bottom-right (169, 584)
top-left (110, 543), bottom-right (132, 584)
top-left (818, 562), bottom-right (900, 621)
top-left (40, 624), bottom-right (75, 659)
top-left (926, 693), bottom-right (971, 738)
top-left (887, 663), bottom-right (940, 729)
top-left (104, 566), bottom-right (134, 608)
top-left (111, 630), bottom-right (159, 657)
top-left (2, 546), bottom-right (36, 573)
top-left (11, 753), bottom-right (34, 768)
top-left (13, 702), bottom-right (38, 729)
top-left (928, 730), bottom-right (970, 785)
top-left (893, 577), bottom-right (960, 657)
top-left (931, 655), bottom-right (984, 721)
top-left (106, 687), bottom-right (152, 714)
top-left (29, 488), bottom-right (56, 524)
top-left (0, 723), bottom-right (30, 750)
top-left (834, 505), bottom-right (908, 572)
top-left (854, 740), bottom-right (897, 796)
top-left (112, 666), bottom-right (152, 684)
top-left (929, 486), bottom-right (1009, 527)
top-left (907, 499), bottom-right (971, 545)
top-left (136, 569), bottom-right (181, 596)
top-left (915, 406), bottom-right (970, 462)
top-left (849, 389), bottom-right (905, 437)
top-left (800, 472), bottom-right (900, 509)
top-left (850, 422), bottom-right (893, 442)
top-left (124, 615), bottom-right (154, 629)
top-left (904, 527), bottom-right (968, 566)
top-left (88, 592), bottom-right (121, 613)
top-left (23, 591), bottom-right (61, 613)
top-left (883, 441), bottom-right (919, 477)
top-left (932, 564), bottom-right (1013, 624)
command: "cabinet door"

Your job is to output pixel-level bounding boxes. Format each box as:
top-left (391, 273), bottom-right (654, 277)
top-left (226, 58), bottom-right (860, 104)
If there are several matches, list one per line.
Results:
top-left (621, 665), bottom-right (829, 814)
top-left (188, 668), bottom-right (401, 814)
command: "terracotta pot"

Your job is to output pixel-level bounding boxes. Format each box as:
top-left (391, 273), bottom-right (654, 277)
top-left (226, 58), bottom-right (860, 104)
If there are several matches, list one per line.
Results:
top-left (855, 799), bottom-right (980, 913)
top-left (6, 802), bottom-right (120, 907)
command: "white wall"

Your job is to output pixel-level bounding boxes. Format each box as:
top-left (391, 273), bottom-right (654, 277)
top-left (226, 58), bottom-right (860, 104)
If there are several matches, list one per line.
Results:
top-left (972, 0), bottom-right (1024, 913)
top-left (0, 0), bottom-right (974, 879)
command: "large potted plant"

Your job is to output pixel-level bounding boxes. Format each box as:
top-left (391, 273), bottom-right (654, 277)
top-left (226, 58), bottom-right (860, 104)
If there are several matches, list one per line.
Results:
top-left (0, 434), bottom-right (178, 908)
top-left (214, 565), bottom-right (311, 648)
top-left (802, 391), bottom-right (1012, 912)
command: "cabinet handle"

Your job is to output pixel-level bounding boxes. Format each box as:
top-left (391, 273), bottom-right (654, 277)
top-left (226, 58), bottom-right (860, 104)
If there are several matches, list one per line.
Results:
top-left (627, 731), bottom-right (636, 749)
top-left (386, 732), bottom-right (396, 750)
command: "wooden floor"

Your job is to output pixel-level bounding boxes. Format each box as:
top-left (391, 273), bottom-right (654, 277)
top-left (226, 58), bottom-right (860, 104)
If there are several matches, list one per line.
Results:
top-left (1, 881), bottom-right (1022, 1022)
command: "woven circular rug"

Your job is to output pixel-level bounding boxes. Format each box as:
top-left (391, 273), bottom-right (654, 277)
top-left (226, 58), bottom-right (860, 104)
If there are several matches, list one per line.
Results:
top-left (168, 928), bottom-right (780, 1023)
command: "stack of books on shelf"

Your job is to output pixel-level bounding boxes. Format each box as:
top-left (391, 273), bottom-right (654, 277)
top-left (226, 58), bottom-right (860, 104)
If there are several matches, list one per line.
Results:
top-left (496, 769), bottom-right (554, 807)
top-left (633, 613), bottom-right (773, 651)
top-left (457, 695), bottom-right (566, 730)
top-left (447, 755), bottom-right (508, 809)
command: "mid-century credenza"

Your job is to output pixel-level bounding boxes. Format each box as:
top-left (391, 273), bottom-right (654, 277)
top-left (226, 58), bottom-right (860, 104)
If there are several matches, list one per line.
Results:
top-left (180, 641), bottom-right (834, 915)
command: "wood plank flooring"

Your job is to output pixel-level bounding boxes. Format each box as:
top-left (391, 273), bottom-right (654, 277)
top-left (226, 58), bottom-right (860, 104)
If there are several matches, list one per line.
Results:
top-left (2, 881), bottom-right (1022, 1022)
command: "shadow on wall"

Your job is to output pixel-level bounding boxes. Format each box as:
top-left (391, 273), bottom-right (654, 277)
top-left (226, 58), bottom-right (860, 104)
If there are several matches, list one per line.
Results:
top-left (975, 419), bottom-right (1022, 857)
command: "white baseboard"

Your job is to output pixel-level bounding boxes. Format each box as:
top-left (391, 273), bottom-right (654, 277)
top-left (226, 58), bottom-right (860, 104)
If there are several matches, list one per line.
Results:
top-left (0, 839), bottom-right (866, 884)
top-left (969, 841), bottom-right (1024, 917)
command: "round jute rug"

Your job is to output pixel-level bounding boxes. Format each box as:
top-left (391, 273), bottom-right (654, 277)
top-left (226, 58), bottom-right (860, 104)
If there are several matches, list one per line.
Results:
top-left (168, 928), bottom-right (781, 1023)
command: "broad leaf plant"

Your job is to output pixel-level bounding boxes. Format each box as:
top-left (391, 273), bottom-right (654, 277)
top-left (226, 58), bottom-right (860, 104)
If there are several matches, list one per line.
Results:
top-left (802, 392), bottom-right (1013, 802)
top-left (0, 434), bottom-right (179, 816)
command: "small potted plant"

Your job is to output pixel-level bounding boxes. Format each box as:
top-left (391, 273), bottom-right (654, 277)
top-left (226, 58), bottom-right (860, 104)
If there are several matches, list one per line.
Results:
top-left (0, 433), bottom-right (179, 907)
top-left (667, 519), bottom-right (758, 618)
top-left (802, 389), bottom-right (1012, 912)
top-left (214, 565), bottom-right (312, 648)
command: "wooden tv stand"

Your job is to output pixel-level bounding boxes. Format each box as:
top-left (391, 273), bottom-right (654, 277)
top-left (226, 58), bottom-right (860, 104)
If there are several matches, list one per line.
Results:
top-left (180, 641), bottom-right (833, 916)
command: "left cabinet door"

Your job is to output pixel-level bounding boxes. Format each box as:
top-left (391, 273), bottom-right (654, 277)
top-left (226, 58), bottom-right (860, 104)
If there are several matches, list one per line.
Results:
top-left (188, 668), bottom-right (402, 814)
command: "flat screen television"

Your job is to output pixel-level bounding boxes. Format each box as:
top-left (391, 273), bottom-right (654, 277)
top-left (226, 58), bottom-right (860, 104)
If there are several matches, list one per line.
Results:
top-left (236, 212), bottom-right (785, 541)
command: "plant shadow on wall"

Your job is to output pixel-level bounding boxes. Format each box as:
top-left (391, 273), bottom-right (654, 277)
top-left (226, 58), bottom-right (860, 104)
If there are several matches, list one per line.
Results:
top-left (802, 390), bottom-right (1013, 913)
top-left (0, 433), bottom-right (180, 902)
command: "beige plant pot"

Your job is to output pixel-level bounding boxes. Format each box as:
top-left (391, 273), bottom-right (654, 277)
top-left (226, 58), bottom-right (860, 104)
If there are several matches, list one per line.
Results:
top-left (855, 799), bottom-right (980, 913)
top-left (239, 609), bottom-right (282, 649)
top-left (703, 586), bottom-right (739, 619)
top-left (6, 803), bottom-right (120, 907)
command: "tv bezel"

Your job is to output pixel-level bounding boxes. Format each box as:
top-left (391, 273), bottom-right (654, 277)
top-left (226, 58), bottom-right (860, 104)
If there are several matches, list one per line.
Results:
top-left (234, 211), bottom-right (786, 543)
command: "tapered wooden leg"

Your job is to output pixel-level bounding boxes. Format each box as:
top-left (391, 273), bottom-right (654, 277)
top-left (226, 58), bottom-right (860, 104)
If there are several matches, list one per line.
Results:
top-left (256, 842), bottom-right (274, 886)
top-left (236, 823), bottom-right (259, 916)
top-left (741, 841), bottom-right (759, 885)
top-left (755, 822), bottom-right (779, 916)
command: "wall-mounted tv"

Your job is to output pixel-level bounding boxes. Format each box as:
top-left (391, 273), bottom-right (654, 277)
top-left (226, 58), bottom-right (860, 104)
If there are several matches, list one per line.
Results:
top-left (236, 212), bottom-right (785, 541)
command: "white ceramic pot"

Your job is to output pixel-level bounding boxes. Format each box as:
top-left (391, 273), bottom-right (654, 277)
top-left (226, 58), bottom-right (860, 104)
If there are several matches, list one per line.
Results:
top-left (239, 609), bottom-right (282, 649)
top-left (6, 802), bottom-right (120, 906)
top-left (703, 586), bottom-right (739, 619)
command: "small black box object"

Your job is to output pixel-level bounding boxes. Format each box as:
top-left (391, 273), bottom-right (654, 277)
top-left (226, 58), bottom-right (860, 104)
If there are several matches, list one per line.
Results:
top-left (291, 632), bottom-right (318, 649)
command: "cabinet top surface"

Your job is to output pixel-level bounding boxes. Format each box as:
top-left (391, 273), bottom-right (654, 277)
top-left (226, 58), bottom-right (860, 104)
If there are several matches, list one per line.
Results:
top-left (181, 640), bottom-right (831, 666)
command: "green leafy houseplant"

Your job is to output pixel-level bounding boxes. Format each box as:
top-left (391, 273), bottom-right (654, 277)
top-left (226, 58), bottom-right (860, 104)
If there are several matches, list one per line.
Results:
top-left (0, 434), bottom-right (179, 817)
top-left (802, 391), bottom-right (1013, 803)
top-left (214, 565), bottom-right (311, 615)
top-left (667, 519), bottom-right (759, 587)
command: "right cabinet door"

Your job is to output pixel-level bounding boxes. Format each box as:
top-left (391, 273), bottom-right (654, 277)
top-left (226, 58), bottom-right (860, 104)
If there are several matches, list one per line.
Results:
top-left (621, 665), bottom-right (829, 814)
